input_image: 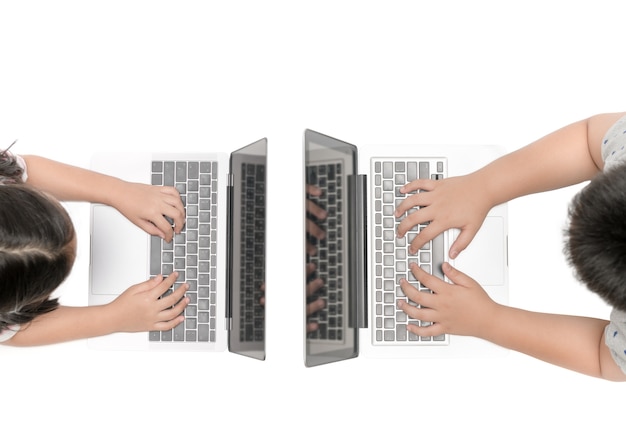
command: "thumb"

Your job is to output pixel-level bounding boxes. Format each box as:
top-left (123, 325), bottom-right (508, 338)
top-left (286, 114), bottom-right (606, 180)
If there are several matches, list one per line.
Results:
top-left (441, 262), bottom-right (475, 287)
top-left (132, 274), bottom-right (164, 293)
top-left (448, 228), bottom-right (478, 259)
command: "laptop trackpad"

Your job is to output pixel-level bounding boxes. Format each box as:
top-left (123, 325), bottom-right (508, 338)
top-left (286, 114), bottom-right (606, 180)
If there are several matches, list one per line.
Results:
top-left (90, 205), bottom-right (149, 295)
top-left (451, 216), bottom-right (506, 286)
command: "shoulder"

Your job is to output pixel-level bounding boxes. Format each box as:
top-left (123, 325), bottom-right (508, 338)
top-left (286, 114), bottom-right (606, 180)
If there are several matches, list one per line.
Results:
top-left (13, 154), bottom-right (28, 182)
top-left (0, 325), bottom-right (19, 343)
top-left (0, 149), bottom-right (28, 184)
top-left (605, 308), bottom-right (626, 374)
top-left (602, 115), bottom-right (626, 169)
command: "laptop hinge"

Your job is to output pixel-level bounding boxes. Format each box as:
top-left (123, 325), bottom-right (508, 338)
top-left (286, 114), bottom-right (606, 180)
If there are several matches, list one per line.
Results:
top-left (225, 172), bottom-right (234, 331)
top-left (350, 173), bottom-right (368, 329)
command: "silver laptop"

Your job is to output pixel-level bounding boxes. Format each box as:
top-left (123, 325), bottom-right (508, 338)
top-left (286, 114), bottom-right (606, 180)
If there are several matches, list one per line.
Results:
top-left (88, 138), bottom-right (267, 360)
top-left (303, 129), bottom-right (508, 366)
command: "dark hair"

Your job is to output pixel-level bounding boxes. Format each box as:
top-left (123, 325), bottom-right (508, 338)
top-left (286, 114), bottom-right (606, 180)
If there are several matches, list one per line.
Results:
top-left (0, 185), bottom-right (76, 333)
top-left (564, 161), bottom-right (626, 311)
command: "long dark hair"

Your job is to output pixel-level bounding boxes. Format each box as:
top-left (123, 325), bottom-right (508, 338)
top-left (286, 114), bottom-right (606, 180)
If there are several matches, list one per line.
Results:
top-left (0, 184), bottom-right (76, 332)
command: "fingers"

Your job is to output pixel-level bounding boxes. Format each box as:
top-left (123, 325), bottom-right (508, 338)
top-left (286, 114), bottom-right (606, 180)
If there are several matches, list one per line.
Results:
top-left (396, 206), bottom-right (433, 239)
top-left (448, 228), bottom-right (477, 259)
top-left (158, 280), bottom-right (189, 310)
top-left (406, 221), bottom-right (443, 255)
top-left (160, 186), bottom-right (186, 232)
top-left (307, 298), bottom-right (325, 317)
top-left (395, 179), bottom-right (437, 215)
top-left (398, 277), bottom-right (437, 311)
top-left (397, 262), bottom-right (445, 313)
top-left (152, 211), bottom-right (185, 244)
top-left (396, 266), bottom-right (446, 337)
top-left (145, 186), bottom-right (186, 242)
top-left (307, 199), bottom-right (328, 221)
top-left (148, 272), bottom-right (181, 298)
top-left (306, 184), bottom-right (322, 197)
top-left (398, 178), bottom-right (437, 197)
top-left (306, 219), bottom-right (326, 241)
top-left (152, 273), bottom-right (189, 330)
top-left (156, 295), bottom-right (189, 329)
top-left (306, 277), bottom-right (324, 297)
top-left (441, 261), bottom-right (476, 288)
top-left (307, 322), bottom-right (320, 333)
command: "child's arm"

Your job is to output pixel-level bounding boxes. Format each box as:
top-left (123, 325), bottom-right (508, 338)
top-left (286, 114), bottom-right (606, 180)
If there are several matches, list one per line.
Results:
top-left (2, 273), bottom-right (188, 346)
top-left (396, 112), bottom-right (626, 257)
top-left (22, 155), bottom-right (185, 242)
top-left (398, 263), bottom-right (626, 381)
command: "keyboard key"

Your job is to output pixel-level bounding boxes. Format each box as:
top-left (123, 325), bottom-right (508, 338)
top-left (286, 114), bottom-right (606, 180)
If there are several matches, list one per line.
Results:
top-left (150, 160), bottom-right (219, 344)
top-left (372, 157), bottom-right (448, 345)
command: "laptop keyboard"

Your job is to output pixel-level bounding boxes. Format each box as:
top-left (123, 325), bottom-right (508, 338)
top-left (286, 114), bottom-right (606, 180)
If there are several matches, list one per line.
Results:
top-left (371, 158), bottom-right (448, 344)
top-left (238, 162), bottom-right (266, 343)
top-left (148, 160), bottom-right (218, 343)
top-left (306, 161), bottom-right (345, 342)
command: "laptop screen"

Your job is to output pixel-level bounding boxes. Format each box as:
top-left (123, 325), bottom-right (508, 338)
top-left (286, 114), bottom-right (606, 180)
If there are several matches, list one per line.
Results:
top-left (228, 138), bottom-right (267, 360)
top-left (304, 130), bottom-right (361, 367)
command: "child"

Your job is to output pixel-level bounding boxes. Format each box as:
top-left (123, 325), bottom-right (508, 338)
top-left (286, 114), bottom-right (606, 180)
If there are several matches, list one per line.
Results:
top-left (0, 144), bottom-right (189, 346)
top-left (394, 112), bottom-right (626, 381)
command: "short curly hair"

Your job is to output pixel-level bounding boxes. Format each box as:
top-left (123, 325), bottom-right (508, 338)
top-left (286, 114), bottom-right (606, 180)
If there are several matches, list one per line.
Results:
top-left (564, 161), bottom-right (626, 312)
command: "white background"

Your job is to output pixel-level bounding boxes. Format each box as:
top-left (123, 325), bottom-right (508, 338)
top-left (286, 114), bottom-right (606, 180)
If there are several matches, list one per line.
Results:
top-left (1, 1), bottom-right (624, 419)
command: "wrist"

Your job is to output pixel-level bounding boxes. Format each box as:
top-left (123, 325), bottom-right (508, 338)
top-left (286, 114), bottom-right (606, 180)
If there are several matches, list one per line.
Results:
top-left (98, 301), bottom-right (127, 335)
top-left (463, 170), bottom-right (501, 214)
top-left (97, 177), bottom-right (131, 208)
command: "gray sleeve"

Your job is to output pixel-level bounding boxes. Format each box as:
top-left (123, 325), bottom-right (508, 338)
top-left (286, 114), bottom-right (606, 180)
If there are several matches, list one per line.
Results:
top-left (605, 308), bottom-right (626, 374)
top-left (602, 115), bottom-right (626, 169)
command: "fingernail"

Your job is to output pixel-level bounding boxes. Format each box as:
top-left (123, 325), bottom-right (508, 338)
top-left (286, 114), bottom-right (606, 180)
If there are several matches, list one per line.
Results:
top-left (449, 249), bottom-right (458, 259)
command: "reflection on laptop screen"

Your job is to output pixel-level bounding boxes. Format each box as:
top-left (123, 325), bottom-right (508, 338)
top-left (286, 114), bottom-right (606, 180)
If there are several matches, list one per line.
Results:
top-left (228, 138), bottom-right (267, 361)
top-left (304, 130), bottom-right (360, 367)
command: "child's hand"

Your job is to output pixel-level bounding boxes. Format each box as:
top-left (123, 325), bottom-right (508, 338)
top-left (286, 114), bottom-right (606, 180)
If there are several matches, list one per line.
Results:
top-left (306, 184), bottom-right (327, 256)
top-left (106, 272), bottom-right (189, 333)
top-left (394, 175), bottom-right (490, 258)
top-left (397, 262), bottom-right (497, 338)
top-left (113, 182), bottom-right (185, 243)
top-left (305, 262), bottom-right (326, 333)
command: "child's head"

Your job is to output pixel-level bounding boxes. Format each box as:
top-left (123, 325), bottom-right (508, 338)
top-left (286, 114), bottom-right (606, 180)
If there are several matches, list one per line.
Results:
top-left (565, 162), bottom-right (626, 311)
top-left (0, 184), bottom-right (76, 332)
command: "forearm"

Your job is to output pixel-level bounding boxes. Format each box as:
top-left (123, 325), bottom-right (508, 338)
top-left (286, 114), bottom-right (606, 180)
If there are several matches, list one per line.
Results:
top-left (4, 305), bottom-right (118, 347)
top-left (471, 113), bottom-right (623, 207)
top-left (482, 304), bottom-right (625, 381)
top-left (22, 155), bottom-right (127, 205)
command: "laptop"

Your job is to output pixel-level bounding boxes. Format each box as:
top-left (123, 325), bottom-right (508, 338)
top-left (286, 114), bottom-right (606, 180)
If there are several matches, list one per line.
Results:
top-left (88, 138), bottom-right (267, 360)
top-left (303, 129), bottom-right (508, 366)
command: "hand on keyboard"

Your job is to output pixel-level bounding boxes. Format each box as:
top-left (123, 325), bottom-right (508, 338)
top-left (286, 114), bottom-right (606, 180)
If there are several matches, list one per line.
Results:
top-left (305, 262), bottom-right (326, 333)
top-left (305, 183), bottom-right (335, 336)
top-left (397, 262), bottom-right (496, 338)
top-left (107, 272), bottom-right (189, 333)
top-left (394, 175), bottom-right (490, 258)
top-left (305, 184), bottom-right (328, 255)
top-left (110, 182), bottom-right (186, 243)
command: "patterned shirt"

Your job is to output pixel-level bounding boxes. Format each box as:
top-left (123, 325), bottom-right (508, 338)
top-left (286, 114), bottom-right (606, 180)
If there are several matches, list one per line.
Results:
top-left (600, 114), bottom-right (626, 373)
